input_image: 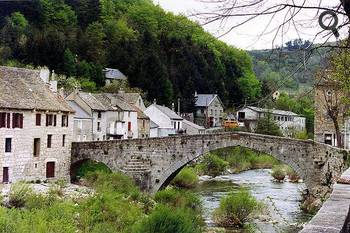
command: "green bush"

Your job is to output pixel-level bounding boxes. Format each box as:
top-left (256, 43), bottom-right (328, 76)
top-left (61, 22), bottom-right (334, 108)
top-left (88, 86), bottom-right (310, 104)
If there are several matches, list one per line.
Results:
top-left (133, 205), bottom-right (202, 233)
top-left (171, 167), bottom-right (198, 189)
top-left (155, 188), bottom-right (202, 214)
top-left (8, 182), bottom-right (33, 208)
top-left (200, 153), bottom-right (228, 177)
top-left (213, 188), bottom-right (259, 227)
top-left (285, 166), bottom-right (300, 182)
top-left (271, 165), bottom-right (286, 181)
top-left (76, 160), bottom-right (111, 179)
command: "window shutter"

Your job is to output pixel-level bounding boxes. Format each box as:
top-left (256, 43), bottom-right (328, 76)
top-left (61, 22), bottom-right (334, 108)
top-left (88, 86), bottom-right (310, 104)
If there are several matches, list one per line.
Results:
top-left (12, 113), bottom-right (16, 128)
top-left (54, 115), bottom-right (57, 126)
top-left (19, 114), bottom-right (23, 128)
top-left (66, 115), bottom-right (68, 127)
top-left (0, 113), bottom-right (4, 128)
top-left (46, 115), bottom-right (48, 126)
top-left (6, 113), bottom-right (10, 128)
top-left (61, 115), bottom-right (64, 127)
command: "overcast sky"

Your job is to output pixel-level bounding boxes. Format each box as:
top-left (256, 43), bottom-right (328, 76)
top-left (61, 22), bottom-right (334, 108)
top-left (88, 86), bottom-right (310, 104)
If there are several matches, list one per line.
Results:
top-left (154, 0), bottom-right (343, 50)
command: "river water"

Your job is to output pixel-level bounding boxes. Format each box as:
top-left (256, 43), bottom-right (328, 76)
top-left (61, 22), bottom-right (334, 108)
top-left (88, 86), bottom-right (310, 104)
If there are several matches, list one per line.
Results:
top-left (195, 169), bottom-right (313, 233)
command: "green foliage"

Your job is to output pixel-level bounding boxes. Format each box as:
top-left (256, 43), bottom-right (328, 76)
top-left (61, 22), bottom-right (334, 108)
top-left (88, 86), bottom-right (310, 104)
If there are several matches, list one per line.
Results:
top-left (171, 167), bottom-right (198, 189)
top-left (213, 188), bottom-right (259, 227)
top-left (271, 165), bottom-right (286, 181)
top-left (8, 182), bottom-right (33, 208)
top-left (255, 112), bottom-right (283, 136)
top-left (212, 147), bottom-right (280, 173)
top-left (0, 0), bottom-right (260, 108)
top-left (76, 160), bottom-right (111, 179)
top-left (154, 188), bottom-right (202, 214)
top-left (285, 166), bottom-right (300, 182)
top-left (133, 205), bottom-right (202, 233)
top-left (199, 153), bottom-right (229, 177)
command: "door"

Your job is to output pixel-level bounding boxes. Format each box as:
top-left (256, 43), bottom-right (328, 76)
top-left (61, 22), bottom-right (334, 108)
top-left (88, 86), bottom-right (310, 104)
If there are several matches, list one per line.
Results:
top-left (46, 162), bottom-right (55, 178)
top-left (3, 167), bottom-right (9, 183)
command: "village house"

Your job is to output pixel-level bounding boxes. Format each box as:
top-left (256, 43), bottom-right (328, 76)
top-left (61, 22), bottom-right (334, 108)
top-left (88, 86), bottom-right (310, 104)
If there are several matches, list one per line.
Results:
top-left (194, 92), bottom-right (224, 128)
top-left (103, 68), bottom-right (127, 85)
top-left (66, 91), bottom-right (138, 140)
top-left (237, 106), bottom-right (306, 137)
top-left (67, 100), bottom-right (93, 142)
top-left (314, 74), bottom-right (349, 148)
top-left (116, 91), bottom-right (150, 138)
top-left (0, 66), bottom-right (74, 183)
top-left (144, 103), bottom-right (183, 137)
top-left (182, 119), bottom-right (205, 135)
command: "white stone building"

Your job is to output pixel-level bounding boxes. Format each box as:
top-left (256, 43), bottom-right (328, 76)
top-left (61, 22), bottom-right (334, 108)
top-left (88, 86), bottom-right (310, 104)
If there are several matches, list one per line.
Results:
top-left (0, 66), bottom-right (74, 183)
top-left (66, 91), bottom-right (138, 140)
top-left (67, 100), bottom-right (93, 142)
top-left (194, 93), bottom-right (224, 128)
top-left (237, 106), bottom-right (306, 137)
top-left (144, 104), bottom-right (183, 137)
top-left (103, 68), bottom-right (127, 85)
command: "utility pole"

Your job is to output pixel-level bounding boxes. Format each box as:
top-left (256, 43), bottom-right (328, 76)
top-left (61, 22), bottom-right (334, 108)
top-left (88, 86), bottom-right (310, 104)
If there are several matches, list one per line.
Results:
top-left (177, 98), bottom-right (180, 115)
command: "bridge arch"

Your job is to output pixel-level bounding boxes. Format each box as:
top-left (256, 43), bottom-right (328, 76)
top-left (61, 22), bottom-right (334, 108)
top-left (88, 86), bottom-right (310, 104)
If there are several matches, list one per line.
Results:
top-left (71, 132), bottom-right (349, 200)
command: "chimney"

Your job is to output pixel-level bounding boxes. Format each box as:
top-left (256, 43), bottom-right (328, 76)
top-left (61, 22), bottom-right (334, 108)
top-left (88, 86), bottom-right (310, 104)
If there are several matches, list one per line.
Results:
top-left (194, 91), bottom-right (198, 97)
top-left (171, 103), bottom-right (175, 112)
top-left (59, 87), bottom-right (65, 97)
top-left (153, 99), bottom-right (157, 104)
top-left (39, 68), bottom-right (50, 83)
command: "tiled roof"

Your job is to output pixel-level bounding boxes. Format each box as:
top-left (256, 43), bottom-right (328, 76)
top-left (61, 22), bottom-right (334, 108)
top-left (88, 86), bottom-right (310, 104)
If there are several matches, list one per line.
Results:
top-left (0, 66), bottom-right (73, 112)
top-left (67, 100), bottom-right (92, 119)
top-left (195, 94), bottom-right (220, 107)
top-left (182, 119), bottom-right (205, 130)
top-left (150, 120), bottom-right (159, 129)
top-left (153, 104), bottom-right (183, 120)
top-left (245, 106), bottom-right (299, 116)
top-left (133, 106), bottom-right (149, 119)
top-left (117, 92), bottom-right (140, 105)
top-left (79, 92), bottom-right (111, 111)
top-left (103, 93), bottom-right (135, 111)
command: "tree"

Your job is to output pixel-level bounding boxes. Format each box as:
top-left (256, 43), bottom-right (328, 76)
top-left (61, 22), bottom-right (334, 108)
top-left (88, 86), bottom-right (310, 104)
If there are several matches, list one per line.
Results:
top-left (62, 48), bottom-right (76, 77)
top-left (255, 112), bottom-right (283, 136)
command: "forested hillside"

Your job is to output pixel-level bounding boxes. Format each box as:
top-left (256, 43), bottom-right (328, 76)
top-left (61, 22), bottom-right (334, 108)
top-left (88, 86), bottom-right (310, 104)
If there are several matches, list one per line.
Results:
top-left (250, 39), bottom-right (329, 94)
top-left (0, 0), bottom-right (261, 111)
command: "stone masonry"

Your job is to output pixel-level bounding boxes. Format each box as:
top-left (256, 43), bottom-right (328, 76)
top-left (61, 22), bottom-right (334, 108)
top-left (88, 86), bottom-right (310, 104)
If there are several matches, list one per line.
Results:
top-left (71, 132), bottom-right (350, 199)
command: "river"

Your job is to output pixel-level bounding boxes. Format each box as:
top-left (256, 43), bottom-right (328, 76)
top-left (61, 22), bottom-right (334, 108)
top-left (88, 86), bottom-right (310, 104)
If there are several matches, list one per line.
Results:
top-left (195, 169), bottom-right (313, 233)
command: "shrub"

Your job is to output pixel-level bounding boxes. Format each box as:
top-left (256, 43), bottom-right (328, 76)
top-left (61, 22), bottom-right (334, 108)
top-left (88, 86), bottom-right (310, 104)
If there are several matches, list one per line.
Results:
top-left (8, 182), bottom-right (33, 208)
top-left (200, 153), bottom-right (229, 177)
top-left (155, 188), bottom-right (202, 214)
top-left (271, 165), bottom-right (286, 181)
top-left (213, 188), bottom-right (259, 227)
top-left (171, 167), bottom-right (198, 189)
top-left (132, 205), bottom-right (202, 233)
top-left (285, 166), bottom-right (300, 182)
top-left (76, 160), bottom-right (111, 179)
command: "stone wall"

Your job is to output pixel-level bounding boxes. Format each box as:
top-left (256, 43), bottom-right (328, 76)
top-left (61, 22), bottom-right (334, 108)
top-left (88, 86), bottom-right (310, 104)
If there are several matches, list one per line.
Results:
top-left (71, 132), bottom-right (350, 200)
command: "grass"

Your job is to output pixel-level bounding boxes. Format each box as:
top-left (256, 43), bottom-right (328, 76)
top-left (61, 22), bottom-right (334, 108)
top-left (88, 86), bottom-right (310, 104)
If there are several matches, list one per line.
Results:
top-left (171, 167), bottom-right (199, 189)
top-left (196, 153), bottom-right (229, 177)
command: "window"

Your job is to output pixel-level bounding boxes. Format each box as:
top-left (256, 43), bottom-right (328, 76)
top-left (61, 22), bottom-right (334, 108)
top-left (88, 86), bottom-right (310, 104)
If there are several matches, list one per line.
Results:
top-left (47, 135), bottom-right (52, 148)
top-left (36, 114), bottom-right (41, 126)
top-left (238, 112), bottom-right (245, 120)
top-left (77, 135), bottom-right (81, 142)
top-left (324, 134), bottom-right (332, 145)
top-left (33, 138), bottom-right (40, 157)
top-left (210, 109), bottom-right (213, 115)
top-left (5, 138), bottom-right (11, 153)
top-left (83, 135), bottom-right (87, 141)
top-left (0, 112), bottom-right (7, 128)
top-left (174, 121), bottom-right (176, 129)
top-left (128, 122), bottom-right (132, 131)
top-left (142, 120), bottom-right (145, 128)
top-left (97, 111), bottom-right (102, 119)
top-left (12, 113), bottom-right (23, 128)
top-left (62, 135), bottom-right (66, 147)
top-left (61, 115), bottom-right (68, 127)
top-left (46, 114), bottom-right (56, 126)
top-left (3, 167), bottom-right (9, 183)
top-left (97, 122), bottom-right (101, 132)
top-left (78, 120), bottom-right (82, 129)
top-left (177, 122), bottom-right (180, 130)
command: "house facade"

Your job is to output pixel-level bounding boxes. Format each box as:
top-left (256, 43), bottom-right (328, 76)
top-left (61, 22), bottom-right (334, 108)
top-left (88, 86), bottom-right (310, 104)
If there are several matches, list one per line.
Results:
top-left (194, 93), bottom-right (224, 128)
top-left (0, 66), bottom-right (74, 183)
top-left (67, 100), bottom-right (93, 142)
top-left (314, 76), bottom-right (348, 148)
top-left (182, 119), bottom-right (205, 135)
top-left (144, 103), bottom-right (183, 137)
top-left (116, 92), bottom-right (150, 138)
top-left (237, 106), bottom-right (306, 137)
top-left (66, 91), bottom-right (138, 140)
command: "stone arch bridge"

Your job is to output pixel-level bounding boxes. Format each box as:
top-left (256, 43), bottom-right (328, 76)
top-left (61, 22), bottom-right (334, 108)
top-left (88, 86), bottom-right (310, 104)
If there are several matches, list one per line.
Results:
top-left (71, 132), bottom-right (350, 199)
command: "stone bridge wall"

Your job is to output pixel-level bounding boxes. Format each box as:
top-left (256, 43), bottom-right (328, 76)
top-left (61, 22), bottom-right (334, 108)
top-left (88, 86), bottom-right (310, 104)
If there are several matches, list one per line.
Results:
top-left (71, 132), bottom-right (349, 198)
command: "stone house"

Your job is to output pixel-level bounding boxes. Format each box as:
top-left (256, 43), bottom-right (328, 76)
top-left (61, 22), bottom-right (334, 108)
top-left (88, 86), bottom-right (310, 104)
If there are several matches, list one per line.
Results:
top-left (103, 68), bottom-right (127, 85)
top-left (194, 93), bottom-right (224, 128)
top-left (116, 92), bottom-right (150, 138)
top-left (314, 75), bottom-right (348, 148)
top-left (237, 106), bottom-right (306, 137)
top-left (144, 103), bottom-right (183, 137)
top-left (67, 100), bottom-right (93, 142)
top-left (149, 121), bottom-right (160, 138)
top-left (66, 91), bottom-right (138, 140)
top-left (182, 119), bottom-right (205, 135)
top-left (0, 66), bottom-right (74, 183)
